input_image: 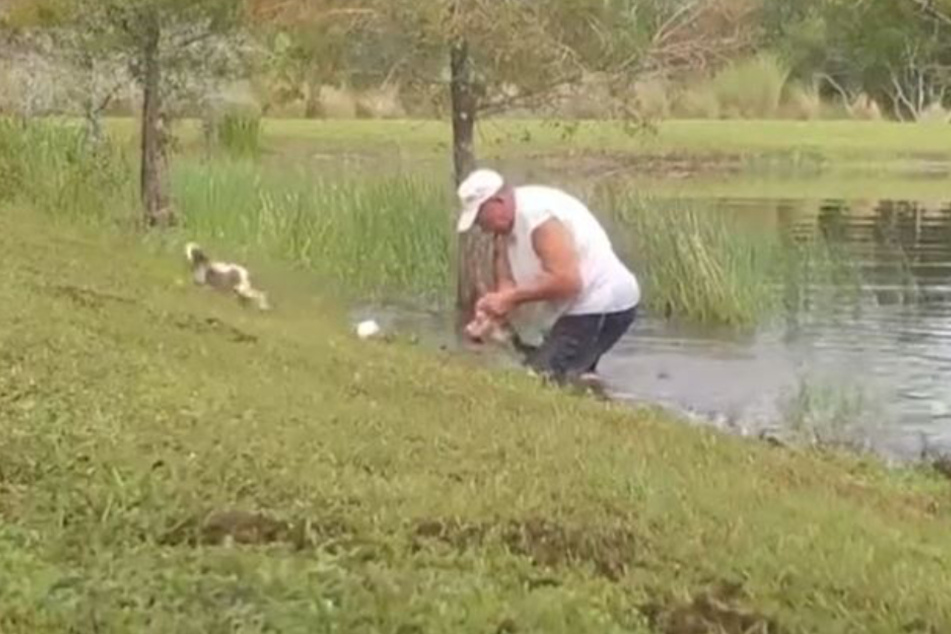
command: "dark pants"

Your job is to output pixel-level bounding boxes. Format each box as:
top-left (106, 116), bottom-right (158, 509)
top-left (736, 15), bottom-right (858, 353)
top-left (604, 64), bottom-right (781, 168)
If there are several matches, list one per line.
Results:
top-left (514, 307), bottom-right (637, 384)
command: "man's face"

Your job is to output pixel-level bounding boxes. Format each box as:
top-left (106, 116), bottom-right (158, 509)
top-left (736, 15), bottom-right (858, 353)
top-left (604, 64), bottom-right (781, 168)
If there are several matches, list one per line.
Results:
top-left (476, 194), bottom-right (513, 235)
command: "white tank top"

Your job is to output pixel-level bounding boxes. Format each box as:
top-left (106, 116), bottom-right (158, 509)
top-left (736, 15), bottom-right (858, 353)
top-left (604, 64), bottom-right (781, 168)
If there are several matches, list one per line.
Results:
top-left (505, 185), bottom-right (640, 329)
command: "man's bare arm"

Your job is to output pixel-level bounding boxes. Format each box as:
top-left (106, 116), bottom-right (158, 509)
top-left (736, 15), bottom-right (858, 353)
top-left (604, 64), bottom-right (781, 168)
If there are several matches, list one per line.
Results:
top-left (508, 218), bottom-right (581, 306)
top-left (493, 235), bottom-right (516, 292)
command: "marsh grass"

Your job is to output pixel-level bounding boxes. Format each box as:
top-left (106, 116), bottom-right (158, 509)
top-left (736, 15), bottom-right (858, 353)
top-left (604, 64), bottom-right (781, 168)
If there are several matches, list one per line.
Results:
top-left (214, 111), bottom-right (263, 157)
top-left (0, 119), bottom-right (875, 326)
top-left (0, 118), bottom-right (135, 222)
top-left (711, 54), bottom-right (790, 119)
top-left (169, 158), bottom-right (453, 304)
top-left (0, 120), bottom-right (452, 305)
top-left (599, 186), bottom-right (864, 326)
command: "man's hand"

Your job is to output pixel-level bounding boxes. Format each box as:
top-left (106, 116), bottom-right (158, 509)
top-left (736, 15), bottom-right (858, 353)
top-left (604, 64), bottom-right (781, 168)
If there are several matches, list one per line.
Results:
top-left (476, 288), bottom-right (518, 318)
top-left (476, 217), bottom-right (581, 320)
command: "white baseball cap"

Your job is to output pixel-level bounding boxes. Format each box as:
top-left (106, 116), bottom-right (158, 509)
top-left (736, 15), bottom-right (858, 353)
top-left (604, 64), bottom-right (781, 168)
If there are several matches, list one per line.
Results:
top-left (456, 168), bottom-right (504, 232)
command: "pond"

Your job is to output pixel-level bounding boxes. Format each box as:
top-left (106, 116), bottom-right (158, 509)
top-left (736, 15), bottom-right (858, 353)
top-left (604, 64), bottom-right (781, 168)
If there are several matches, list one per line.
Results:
top-left (599, 194), bottom-right (951, 462)
top-left (351, 165), bottom-right (951, 465)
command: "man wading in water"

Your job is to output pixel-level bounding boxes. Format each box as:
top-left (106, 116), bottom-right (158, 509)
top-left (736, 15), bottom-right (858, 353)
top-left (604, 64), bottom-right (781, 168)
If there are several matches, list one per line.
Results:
top-left (457, 168), bottom-right (641, 386)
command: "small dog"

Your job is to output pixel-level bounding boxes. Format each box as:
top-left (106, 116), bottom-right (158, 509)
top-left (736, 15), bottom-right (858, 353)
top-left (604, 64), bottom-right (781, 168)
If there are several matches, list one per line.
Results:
top-left (185, 242), bottom-right (270, 311)
top-left (464, 308), bottom-right (537, 357)
top-left (464, 307), bottom-right (512, 344)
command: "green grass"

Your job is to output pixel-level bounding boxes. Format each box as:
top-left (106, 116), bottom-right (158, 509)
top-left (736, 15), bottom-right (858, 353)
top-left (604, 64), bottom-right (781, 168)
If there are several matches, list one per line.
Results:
top-left (86, 116), bottom-right (951, 168)
top-left (709, 53), bottom-right (790, 119)
top-left (599, 188), bottom-right (863, 327)
top-left (0, 118), bottom-right (136, 223)
top-left (247, 117), bottom-right (951, 162)
top-left (2, 207), bottom-right (951, 632)
top-left (606, 192), bottom-right (781, 326)
top-left (169, 158), bottom-right (454, 305)
top-left (0, 119), bottom-right (454, 306)
top-left (213, 111), bottom-right (264, 158)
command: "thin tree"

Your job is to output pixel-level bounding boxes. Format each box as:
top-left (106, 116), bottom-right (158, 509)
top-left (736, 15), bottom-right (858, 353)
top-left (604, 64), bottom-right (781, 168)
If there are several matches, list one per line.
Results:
top-left (17, 0), bottom-right (247, 226)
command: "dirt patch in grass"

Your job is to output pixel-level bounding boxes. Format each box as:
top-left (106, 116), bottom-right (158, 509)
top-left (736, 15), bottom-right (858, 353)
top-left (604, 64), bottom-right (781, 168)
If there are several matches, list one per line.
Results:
top-left (159, 509), bottom-right (352, 549)
top-left (412, 516), bottom-right (637, 581)
top-left (170, 314), bottom-right (258, 344)
top-left (642, 581), bottom-right (784, 634)
top-left (45, 283), bottom-right (137, 310)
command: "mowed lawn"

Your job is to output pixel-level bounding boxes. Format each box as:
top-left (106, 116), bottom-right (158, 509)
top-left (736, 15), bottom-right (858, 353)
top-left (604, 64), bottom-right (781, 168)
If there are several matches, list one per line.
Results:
top-left (1, 208), bottom-right (950, 633)
top-left (90, 116), bottom-right (951, 167)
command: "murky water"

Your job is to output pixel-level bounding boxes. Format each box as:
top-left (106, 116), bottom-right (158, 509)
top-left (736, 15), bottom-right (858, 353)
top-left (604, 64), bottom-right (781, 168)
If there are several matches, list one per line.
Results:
top-left (603, 195), bottom-right (951, 462)
top-left (354, 189), bottom-right (951, 463)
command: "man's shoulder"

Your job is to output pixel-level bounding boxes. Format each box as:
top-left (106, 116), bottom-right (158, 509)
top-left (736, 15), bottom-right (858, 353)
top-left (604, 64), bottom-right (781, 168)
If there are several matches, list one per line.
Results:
top-left (515, 184), bottom-right (588, 212)
top-left (515, 184), bottom-right (573, 199)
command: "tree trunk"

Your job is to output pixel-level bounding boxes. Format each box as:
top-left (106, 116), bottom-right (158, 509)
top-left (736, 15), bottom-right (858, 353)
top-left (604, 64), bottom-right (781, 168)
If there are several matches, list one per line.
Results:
top-left (140, 11), bottom-right (172, 227)
top-left (450, 40), bottom-right (475, 181)
top-left (450, 39), bottom-right (493, 326)
top-left (79, 53), bottom-right (103, 149)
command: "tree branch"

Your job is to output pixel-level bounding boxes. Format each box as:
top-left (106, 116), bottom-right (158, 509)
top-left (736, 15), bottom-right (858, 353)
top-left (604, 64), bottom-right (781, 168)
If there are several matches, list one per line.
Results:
top-left (817, 72), bottom-right (852, 104)
top-left (890, 68), bottom-right (919, 118)
top-left (909, 0), bottom-right (951, 28)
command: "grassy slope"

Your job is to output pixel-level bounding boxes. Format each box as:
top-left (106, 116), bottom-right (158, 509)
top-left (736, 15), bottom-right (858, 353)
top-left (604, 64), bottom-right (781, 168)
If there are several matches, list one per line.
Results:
top-left (2, 210), bottom-right (951, 633)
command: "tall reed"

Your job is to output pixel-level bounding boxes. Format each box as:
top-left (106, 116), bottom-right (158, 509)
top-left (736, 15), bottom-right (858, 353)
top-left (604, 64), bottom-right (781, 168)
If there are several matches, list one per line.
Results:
top-left (170, 158), bottom-right (453, 303)
top-left (596, 186), bottom-right (861, 327)
top-left (0, 118), bottom-right (135, 223)
top-left (214, 111), bottom-right (262, 157)
top-left (711, 53), bottom-right (790, 119)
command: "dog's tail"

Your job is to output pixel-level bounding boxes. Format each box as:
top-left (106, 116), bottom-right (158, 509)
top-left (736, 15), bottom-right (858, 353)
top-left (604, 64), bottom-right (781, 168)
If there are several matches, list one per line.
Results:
top-left (185, 242), bottom-right (208, 265)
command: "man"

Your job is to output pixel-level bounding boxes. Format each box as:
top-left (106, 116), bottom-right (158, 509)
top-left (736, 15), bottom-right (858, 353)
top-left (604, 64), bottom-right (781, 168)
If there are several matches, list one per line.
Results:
top-left (456, 168), bottom-right (640, 384)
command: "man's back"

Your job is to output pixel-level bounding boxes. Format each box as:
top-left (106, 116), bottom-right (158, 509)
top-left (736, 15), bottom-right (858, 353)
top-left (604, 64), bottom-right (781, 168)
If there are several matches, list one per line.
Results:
top-left (509, 185), bottom-right (640, 317)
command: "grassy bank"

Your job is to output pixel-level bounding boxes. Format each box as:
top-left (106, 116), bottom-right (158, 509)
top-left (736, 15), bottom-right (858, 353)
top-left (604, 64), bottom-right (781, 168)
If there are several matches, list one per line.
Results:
top-left (2, 208), bottom-right (951, 632)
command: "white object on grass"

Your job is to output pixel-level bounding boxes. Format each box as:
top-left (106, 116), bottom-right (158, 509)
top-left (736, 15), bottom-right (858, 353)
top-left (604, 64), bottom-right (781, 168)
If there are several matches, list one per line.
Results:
top-left (356, 319), bottom-right (382, 339)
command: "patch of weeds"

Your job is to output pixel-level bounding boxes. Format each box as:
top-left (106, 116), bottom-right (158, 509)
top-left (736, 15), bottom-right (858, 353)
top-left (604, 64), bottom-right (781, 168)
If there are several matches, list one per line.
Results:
top-left (778, 374), bottom-right (883, 452)
top-left (641, 580), bottom-right (784, 634)
top-left (601, 188), bottom-right (783, 327)
top-left (412, 516), bottom-right (638, 581)
top-left (43, 283), bottom-right (136, 310)
top-left (903, 617), bottom-right (944, 633)
top-left (202, 107), bottom-right (263, 158)
top-left (159, 509), bottom-right (353, 550)
top-left (169, 314), bottom-right (258, 344)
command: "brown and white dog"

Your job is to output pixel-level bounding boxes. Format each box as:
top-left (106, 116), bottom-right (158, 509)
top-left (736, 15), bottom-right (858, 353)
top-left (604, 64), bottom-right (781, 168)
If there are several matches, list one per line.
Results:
top-left (464, 308), bottom-right (513, 345)
top-left (464, 308), bottom-right (538, 357)
top-left (185, 242), bottom-right (270, 311)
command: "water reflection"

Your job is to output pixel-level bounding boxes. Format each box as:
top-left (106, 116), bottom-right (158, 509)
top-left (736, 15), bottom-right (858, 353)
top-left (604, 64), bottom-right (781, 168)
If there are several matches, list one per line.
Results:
top-left (598, 196), bottom-right (951, 462)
